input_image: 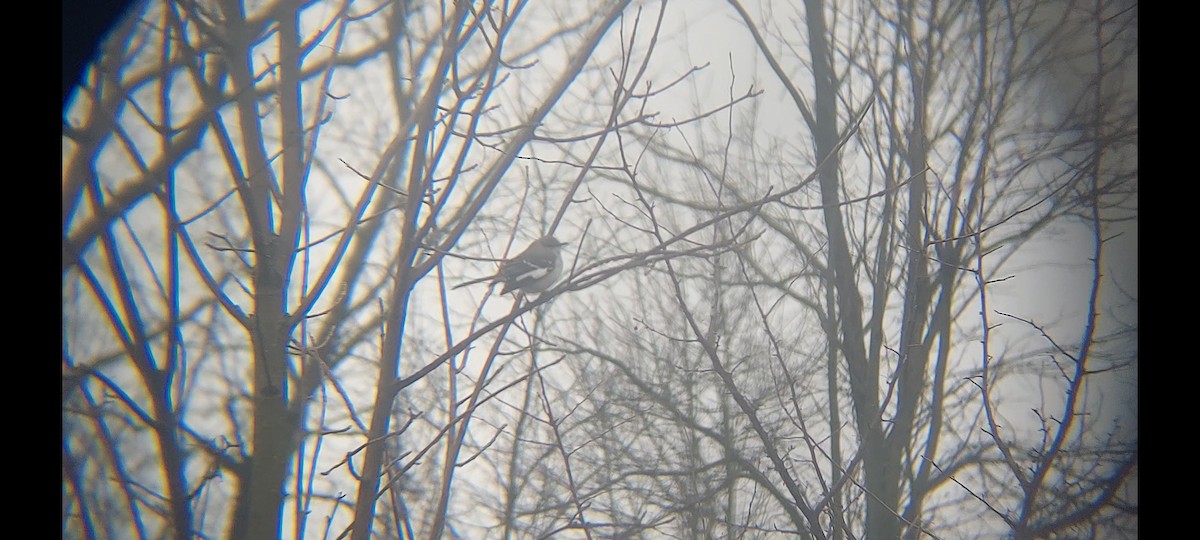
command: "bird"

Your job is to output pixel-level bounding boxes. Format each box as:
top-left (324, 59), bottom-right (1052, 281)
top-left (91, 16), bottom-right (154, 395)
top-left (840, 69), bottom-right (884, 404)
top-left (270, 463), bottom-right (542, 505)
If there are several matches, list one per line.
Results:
top-left (453, 235), bottom-right (569, 295)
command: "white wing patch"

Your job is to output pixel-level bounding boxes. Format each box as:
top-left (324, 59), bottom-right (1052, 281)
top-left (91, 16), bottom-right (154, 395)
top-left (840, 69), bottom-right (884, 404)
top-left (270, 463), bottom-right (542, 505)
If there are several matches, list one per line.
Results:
top-left (506, 262), bottom-right (554, 283)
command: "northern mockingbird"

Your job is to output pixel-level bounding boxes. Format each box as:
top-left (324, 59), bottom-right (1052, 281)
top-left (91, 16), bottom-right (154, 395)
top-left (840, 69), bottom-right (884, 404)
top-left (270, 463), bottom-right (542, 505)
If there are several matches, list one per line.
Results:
top-left (454, 235), bottom-right (568, 295)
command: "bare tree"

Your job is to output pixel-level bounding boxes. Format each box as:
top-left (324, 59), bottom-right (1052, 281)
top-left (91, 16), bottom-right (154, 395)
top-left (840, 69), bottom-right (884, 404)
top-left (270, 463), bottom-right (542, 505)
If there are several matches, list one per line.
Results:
top-left (62, 0), bottom-right (1134, 539)
top-left (503, 0), bottom-right (1136, 538)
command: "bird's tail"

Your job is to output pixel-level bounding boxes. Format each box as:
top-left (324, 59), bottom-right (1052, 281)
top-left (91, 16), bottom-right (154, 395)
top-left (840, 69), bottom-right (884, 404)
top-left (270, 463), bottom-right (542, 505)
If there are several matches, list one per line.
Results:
top-left (452, 275), bottom-right (495, 289)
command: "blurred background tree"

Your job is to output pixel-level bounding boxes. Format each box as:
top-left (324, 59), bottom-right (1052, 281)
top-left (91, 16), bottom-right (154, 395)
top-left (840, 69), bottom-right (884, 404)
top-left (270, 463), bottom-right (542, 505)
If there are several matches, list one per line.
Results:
top-left (62, 0), bottom-right (1135, 538)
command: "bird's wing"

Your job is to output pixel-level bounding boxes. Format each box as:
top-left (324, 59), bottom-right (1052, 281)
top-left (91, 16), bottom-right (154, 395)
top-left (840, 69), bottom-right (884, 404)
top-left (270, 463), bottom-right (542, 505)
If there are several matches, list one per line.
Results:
top-left (501, 252), bottom-right (557, 283)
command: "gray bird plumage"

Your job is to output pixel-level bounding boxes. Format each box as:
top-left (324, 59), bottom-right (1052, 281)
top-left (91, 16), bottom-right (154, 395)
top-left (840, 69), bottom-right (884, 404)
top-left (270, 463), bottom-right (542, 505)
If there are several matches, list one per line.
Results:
top-left (454, 235), bottom-right (568, 295)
